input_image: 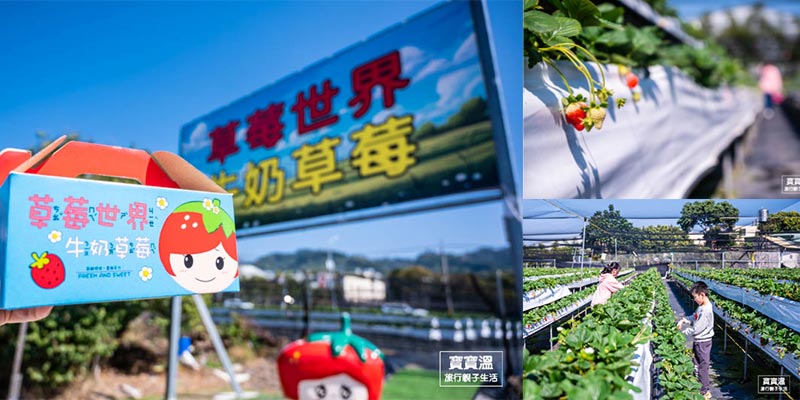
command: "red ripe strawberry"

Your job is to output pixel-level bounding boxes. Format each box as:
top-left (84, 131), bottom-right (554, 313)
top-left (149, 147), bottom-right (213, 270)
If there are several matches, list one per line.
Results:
top-left (565, 102), bottom-right (587, 131)
top-left (30, 252), bottom-right (65, 289)
top-left (626, 72), bottom-right (639, 89)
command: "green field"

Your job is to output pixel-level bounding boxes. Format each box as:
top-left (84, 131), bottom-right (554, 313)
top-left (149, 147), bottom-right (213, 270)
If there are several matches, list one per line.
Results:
top-left (383, 369), bottom-right (477, 399)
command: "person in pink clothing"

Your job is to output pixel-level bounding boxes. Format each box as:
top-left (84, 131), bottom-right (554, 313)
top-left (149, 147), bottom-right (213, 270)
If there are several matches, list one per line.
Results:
top-left (759, 63), bottom-right (783, 119)
top-left (591, 262), bottom-right (623, 307)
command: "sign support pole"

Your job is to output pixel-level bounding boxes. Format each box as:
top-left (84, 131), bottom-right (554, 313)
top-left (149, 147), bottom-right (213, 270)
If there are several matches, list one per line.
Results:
top-left (471, 0), bottom-right (522, 380)
top-left (6, 322), bottom-right (27, 400)
top-left (166, 296), bottom-right (242, 399)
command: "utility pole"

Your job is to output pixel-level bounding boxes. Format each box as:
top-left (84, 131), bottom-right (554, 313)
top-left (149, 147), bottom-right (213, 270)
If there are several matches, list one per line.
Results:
top-left (614, 238), bottom-right (618, 261)
top-left (580, 218), bottom-right (587, 275)
top-left (326, 249), bottom-right (338, 311)
top-left (440, 243), bottom-right (455, 317)
top-left (326, 235), bottom-right (339, 311)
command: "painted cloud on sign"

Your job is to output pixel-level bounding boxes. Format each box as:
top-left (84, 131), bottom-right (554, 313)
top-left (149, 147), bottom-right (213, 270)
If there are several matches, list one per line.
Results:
top-left (183, 122), bottom-right (210, 153)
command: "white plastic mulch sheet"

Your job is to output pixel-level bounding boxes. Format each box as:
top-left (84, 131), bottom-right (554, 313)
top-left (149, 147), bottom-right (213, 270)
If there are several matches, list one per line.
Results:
top-left (629, 341), bottom-right (654, 400)
top-left (523, 285), bottom-right (573, 311)
top-left (523, 295), bottom-right (592, 338)
top-left (678, 271), bottom-right (800, 334)
top-left (523, 61), bottom-right (761, 198)
top-left (524, 276), bottom-right (600, 309)
top-left (628, 299), bottom-right (656, 400)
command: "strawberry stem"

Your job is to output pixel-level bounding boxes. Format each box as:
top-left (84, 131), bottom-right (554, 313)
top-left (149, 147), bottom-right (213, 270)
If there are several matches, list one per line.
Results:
top-left (544, 59), bottom-right (573, 96)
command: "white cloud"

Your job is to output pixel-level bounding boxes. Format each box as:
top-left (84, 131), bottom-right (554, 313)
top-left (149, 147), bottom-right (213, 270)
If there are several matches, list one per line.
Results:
top-left (400, 46), bottom-right (426, 74)
top-left (283, 128), bottom-right (300, 149)
top-left (182, 122), bottom-right (210, 153)
top-left (415, 64), bottom-right (482, 124)
top-left (413, 58), bottom-right (449, 82)
top-left (235, 125), bottom-right (248, 144)
top-left (372, 105), bottom-right (404, 125)
top-left (436, 65), bottom-right (480, 108)
top-left (408, 33), bottom-right (477, 84)
top-left (463, 75), bottom-right (482, 99)
top-left (454, 33), bottom-right (477, 64)
top-left (372, 86), bottom-right (383, 102)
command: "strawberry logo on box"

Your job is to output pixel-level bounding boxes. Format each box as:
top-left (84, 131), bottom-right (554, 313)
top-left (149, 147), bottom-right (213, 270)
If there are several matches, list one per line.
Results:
top-left (30, 252), bottom-right (65, 289)
top-left (158, 198), bottom-right (238, 293)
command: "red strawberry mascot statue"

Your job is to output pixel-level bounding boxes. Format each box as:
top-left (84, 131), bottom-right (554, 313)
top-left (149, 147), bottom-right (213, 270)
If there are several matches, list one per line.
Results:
top-left (278, 313), bottom-right (384, 400)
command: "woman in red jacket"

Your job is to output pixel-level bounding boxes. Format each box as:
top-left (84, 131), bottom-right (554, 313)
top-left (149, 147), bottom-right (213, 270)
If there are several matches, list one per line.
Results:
top-left (590, 262), bottom-right (623, 307)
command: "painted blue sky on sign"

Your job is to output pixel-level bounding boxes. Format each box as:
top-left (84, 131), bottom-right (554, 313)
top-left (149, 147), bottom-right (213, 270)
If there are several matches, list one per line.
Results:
top-left (179, 1), bottom-right (485, 183)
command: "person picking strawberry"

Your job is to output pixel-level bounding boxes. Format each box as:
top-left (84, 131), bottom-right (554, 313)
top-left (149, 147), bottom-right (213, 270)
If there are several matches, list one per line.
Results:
top-left (678, 281), bottom-right (714, 400)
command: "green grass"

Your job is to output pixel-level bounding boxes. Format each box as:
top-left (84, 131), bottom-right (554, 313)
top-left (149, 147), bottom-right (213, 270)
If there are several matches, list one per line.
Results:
top-left (140, 368), bottom-right (477, 400)
top-left (383, 369), bottom-right (477, 400)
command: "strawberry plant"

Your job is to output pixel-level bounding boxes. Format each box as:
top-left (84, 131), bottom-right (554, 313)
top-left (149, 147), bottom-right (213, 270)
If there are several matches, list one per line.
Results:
top-left (651, 277), bottom-right (703, 399)
top-left (523, 266), bottom-right (598, 278)
top-left (523, 270), bottom-right (597, 293)
top-left (524, 0), bottom-right (753, 135)
top-left (524, 0), bottom-right (624, 132)
top-left (675, 274), bottom-right (800, 360)
top-left (523, 286), bottom-right (594, 328)
top-left (680, 268), bottom-right (800, 302)
top-left (524, 269), bottom-right (663, 399)
top-left (720, 267), bottom-right (800, 283)
top-left (525, 269), bottom-right (708, 399)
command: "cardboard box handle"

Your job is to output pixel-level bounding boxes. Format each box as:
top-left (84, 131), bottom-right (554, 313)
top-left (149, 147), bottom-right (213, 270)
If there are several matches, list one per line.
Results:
top-left (26, 141), bottom-right (180, 188)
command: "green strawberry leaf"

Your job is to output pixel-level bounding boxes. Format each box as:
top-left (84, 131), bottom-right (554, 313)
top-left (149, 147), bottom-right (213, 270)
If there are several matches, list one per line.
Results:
top-left (525, 10), bottom-right (581, 39)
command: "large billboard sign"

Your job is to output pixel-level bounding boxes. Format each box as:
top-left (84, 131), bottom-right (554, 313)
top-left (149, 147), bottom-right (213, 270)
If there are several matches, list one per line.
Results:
top-left (179, 1), bottom-right (503, 233)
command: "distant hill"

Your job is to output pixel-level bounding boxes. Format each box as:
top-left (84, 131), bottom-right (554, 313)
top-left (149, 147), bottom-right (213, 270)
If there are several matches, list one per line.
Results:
top-left (249, 246), bottom-right (511, 275)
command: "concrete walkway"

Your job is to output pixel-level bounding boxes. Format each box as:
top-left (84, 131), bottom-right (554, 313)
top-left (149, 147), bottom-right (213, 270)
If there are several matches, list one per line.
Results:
top-left (733, 108), bottom-right (800, 197)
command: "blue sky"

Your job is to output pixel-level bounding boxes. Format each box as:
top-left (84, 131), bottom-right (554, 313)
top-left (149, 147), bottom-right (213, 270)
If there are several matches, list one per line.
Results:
top-left (0, 1), bottom-right (520, 262)
top-left (672, 0), bottom-right (800, 19)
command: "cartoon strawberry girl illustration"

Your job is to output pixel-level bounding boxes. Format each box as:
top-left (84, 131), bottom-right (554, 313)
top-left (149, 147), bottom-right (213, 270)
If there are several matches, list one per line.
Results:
top-left (278, 313), bottom-right (385, 400)
top-left (158, 198), bottom-right (238, 293)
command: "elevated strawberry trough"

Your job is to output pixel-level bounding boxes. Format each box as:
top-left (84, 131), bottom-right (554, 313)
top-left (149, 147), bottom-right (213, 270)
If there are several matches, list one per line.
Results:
top-left (674, 273), bottom-right (800, 379)
top-left (523, 61), bottom-right (760, 198)
top-left (524, 269), bottom-right (702, 399)
top-left (676, 270), bottom-right (800, 334)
